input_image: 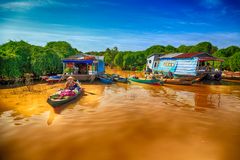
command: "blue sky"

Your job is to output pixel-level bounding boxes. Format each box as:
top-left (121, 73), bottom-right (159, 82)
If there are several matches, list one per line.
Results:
top-left (0, 0), bottom-right (240, 51)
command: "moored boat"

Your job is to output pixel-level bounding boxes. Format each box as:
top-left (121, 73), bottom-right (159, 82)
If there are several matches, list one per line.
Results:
top-left (111, 74), bottom-right (120, 79)
top-left (99, 77), bottom-right (113, 84)
top-left (129, 77), bottom-right (163, 85)
top-left (163, 78), bottom-right (193, 85)
top-left (147, 52), bottom-right (224, 82)
top-left (46, 75), bottom-right (62, 83)
top-left (113, 77), bottom-right (128, 83)
top-left (47, 88), bottom-right (83, 107)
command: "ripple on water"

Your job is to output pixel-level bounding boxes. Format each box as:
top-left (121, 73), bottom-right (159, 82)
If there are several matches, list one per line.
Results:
top-left (0, 77), bottom-right (240, 160)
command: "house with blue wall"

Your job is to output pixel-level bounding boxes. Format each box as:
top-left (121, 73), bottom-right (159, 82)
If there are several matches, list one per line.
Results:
top-left (147, 52), bottom-right (224, 80)
top-left (62, 54), bottom-right (105, 81)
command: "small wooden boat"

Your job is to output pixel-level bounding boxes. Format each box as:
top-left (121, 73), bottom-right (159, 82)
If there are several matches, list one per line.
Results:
top-left (113, 77), bottom-right (128, 83)
top-left (46, 75), bottom-right (62, 83)
top-left (40, 76), bottom-right (49, 81)
top-left (173, 73), bottom-right (207, 82)
top-left (129, 77), bottom-right (163, 85)
top-left (99, 77), bottom-right (113, 84)
top-left (47, 88), bottom-right (83, 107)
top-left (163, 78), bottom-right (193, 85)
top-left (111, 74), bottom-right (120, 79)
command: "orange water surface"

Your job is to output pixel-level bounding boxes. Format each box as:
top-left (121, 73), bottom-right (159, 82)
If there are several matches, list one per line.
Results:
top-left (0, 69), bottom-right (240, 160)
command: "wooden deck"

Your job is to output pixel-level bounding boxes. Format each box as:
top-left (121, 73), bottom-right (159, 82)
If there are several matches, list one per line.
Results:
top-left (64, 74), bottom-right (96, 82)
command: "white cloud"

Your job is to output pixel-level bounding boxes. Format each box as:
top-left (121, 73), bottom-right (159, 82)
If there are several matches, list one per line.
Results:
top-left (1, 27), bottom-right (239, 52)
top-left (0, 0), bottom-right (77, 11)
top-left (0, 1), bottom-right (38, 11)
top-left (0, 20), bottom-right (239, 51)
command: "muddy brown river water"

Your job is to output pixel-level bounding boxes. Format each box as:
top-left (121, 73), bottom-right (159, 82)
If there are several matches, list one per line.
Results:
top-left (0, 69), bottom-right (240, 160)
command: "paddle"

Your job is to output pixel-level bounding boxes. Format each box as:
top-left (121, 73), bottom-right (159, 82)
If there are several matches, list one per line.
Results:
top-left (76, 86), bottom-right (95, 95)
top-left (84, 91), bottom-right (96, 95)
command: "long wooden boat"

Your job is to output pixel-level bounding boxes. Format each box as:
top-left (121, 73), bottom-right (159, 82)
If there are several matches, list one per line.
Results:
top-left (99, 77), bottom-right (113, 84)
top-left (47, 88), bottom-right (83, 107)
top-left (113, 77), bottom-right (128, 83)
top-left (129, 77), bottom-right (163, 85)
top-left (46, 75), bottom-right (62, 83)
top-left (111, 74), bottom-right (120, 79)
top-left (163, 78), bottom-right (193, 85)
top-left (173, 73), bottom-right (208, 82)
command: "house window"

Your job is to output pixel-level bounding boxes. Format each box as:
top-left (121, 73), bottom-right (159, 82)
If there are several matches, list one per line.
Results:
top-left (149, 60), bottom-right (152, 63)
top-left (154, 62), bottom-right (157, 67)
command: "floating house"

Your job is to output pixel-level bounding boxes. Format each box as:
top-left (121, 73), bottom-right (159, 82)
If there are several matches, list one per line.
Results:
top-left (146, 53), bottom-right (164, 70)
top-left (62, 54), bottom-right (105, 81)
top-left (147, 52), bottom-right (224, 80)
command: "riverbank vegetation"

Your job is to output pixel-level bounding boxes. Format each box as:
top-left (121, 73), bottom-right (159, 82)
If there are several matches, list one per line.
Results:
top-left (0, 41), bottom-right (78, 80)
top-left (0, 40), bottom-right (239, 80)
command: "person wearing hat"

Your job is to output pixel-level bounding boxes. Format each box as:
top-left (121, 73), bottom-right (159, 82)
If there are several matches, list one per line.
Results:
top-left (65, 76), bottom-right (81, 91)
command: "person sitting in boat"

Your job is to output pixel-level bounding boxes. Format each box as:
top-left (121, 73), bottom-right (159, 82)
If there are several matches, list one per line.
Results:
top-left (145, 66), bottom-right (152, 75)
top-left (205, 63), bottom-right (211, 72)
top-left (164, 71), bottom-right (173, 79)
top-left (150, 73), bottom-right (156, 80)
top-left (65, 76), bottom-right (81, 91)
top-left (132, 75), bottom-right (139, 79)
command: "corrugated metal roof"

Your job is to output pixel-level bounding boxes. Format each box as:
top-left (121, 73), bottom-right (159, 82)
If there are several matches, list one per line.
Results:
top-left (198, 57), bottom-right (224, 62)
top-left (174, 52), bottom-right (206, 58)
top-left (159, 53), bottom-right (183, 59)
top-left (62, 59), bottom-right (93, 64)
top-left (64, 53), bottom-right (104, 60)
top-left (158, 52), bottom-right (224, 61)
top-left (64, 54), bottom-right (84, 60)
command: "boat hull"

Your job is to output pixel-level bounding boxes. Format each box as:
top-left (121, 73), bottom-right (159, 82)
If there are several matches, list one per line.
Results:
top-left (99, 77), bottom-right (113, 84)
top-left (163, 78), bottom-right (193, 85)
top-left (129, 77), bottom-right (163, 85)
top-left (114, 77), bottom-right (128, 83)
top-left (47, 88), bottom-right (83, 107)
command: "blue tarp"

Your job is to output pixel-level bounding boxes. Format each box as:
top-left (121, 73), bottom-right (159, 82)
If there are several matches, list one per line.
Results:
top-left (97, 60), bottom-right (105, 73)
top-left (62, 59), bottom-right (93, 64)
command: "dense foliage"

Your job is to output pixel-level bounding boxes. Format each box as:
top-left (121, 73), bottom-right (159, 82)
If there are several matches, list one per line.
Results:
top-left (102, 42), bottom-right (239, 71)
top-left (0, 41), bottom-right (78, 79)
top-left (229, 52), bottom-right (240, 71)
top-left (0, 40), bottom-right (239, 79)
top-left (212, 46), bottom-right (240, 71)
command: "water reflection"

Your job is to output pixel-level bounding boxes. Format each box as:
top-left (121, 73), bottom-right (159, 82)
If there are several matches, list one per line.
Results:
top-left (0, 80), bottom-right (240, 125)
top-left (0, 71), bottom-right (240, 160)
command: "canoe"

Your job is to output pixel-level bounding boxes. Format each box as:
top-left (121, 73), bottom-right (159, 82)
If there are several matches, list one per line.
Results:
top-left (129, 77), bottom-right (163, 85)
top-left (46, 75), bottom-right (62, 83)
top-left (99, 77), bottom-right (113, 84)
top-left (49, 75), bottom-right (62, 79)
top-left (47, 88), bottom-right (83, 107)
top-left (111, 74), bottom-right (120, 79)
top-left (113, 77), bottom-right (128, 83)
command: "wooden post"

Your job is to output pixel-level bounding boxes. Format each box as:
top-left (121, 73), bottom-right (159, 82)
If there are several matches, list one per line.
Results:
top-left (87, 64), bottom-right (88, 74)
top-left (196, 60), bottom-right (199, 71)
top-left (63, 63), bottom-right (65, 72)
top-left (212, 61), bottom-right (214, 72)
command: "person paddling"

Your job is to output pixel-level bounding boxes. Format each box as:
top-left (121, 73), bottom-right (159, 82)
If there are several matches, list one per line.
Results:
top-left (65, 76), bottom-right (81, 91)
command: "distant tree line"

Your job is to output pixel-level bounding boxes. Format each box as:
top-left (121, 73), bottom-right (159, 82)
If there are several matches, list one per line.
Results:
top-left (86, 42), bottom-right (240, 72)
top-left (0, 41), bottom-right (240, 80)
